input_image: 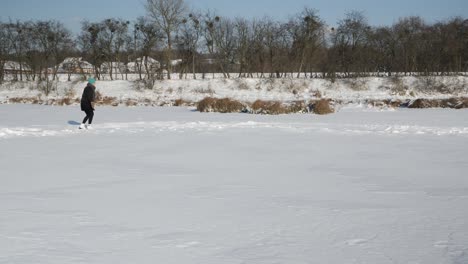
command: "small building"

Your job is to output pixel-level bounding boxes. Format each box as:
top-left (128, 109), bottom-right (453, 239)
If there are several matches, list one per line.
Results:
top-left (2, 61), bottom-right (32, 74)
top-left (170, 59), bottom-right (183, 66)
top-left (127, 57), bottom-right (161, 73)
top-left (58, 57), bottom-right (94, 74)
top-left (100, 61), bottom-right (127, 74)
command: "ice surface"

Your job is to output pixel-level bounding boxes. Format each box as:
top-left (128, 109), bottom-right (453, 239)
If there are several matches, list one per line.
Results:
top-left (1, 105), bottom-right (467, 264)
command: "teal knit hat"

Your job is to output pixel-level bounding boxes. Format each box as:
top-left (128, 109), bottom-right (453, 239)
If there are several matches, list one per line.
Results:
top-left (88, 78), bottom-right (96, 84)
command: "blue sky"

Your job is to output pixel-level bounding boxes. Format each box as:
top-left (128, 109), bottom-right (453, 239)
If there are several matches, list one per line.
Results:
top-left (1, 0), bottom-right (467, 34)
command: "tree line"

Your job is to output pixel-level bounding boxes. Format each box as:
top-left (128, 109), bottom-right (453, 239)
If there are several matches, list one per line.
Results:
top-left (1, 0), bottom-right (467, 83)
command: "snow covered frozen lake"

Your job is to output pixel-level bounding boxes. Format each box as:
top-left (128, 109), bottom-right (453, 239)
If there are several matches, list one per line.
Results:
top-left (1, 105), bottom-right (468, 264)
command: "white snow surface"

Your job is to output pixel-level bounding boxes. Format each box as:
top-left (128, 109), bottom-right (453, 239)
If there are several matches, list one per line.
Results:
top-left (1, 105), bottom-right (468, 264)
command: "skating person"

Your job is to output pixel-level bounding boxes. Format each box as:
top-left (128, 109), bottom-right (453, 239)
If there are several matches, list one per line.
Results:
top-left (79, 78), bottom-right (96, 129)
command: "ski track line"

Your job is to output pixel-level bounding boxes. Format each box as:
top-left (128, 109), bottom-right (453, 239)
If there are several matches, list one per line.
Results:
top-left (1, 121), bottom-right (467, 139)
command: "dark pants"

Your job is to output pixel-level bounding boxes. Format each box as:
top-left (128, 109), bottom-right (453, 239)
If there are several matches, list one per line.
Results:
top-left (82, 109), bottom-right (94, 124)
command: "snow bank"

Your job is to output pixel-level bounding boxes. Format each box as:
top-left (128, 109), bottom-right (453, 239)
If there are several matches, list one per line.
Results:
top-left (1, 75), bottom-right (467, 108)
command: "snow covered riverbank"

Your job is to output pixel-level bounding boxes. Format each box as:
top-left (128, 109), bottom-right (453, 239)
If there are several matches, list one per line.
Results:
top-left (1, 76), bottom-right (467, 108)
top-left (1, 105), bottom-right (467, 263)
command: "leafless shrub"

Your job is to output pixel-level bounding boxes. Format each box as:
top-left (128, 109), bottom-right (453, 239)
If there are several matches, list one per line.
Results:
top-left (64, 87), bottom-right (76, 98)
top-left (346, 78), bottom-right (369, 91)
top-left (132, 79), bottom-right (154, 90)
top-left (37, 80), bottom-right (58, 96)
top-left (193, 87), bottom-right (215, 95)
top-left (284, 79), bottom-right (307, 94)
top-left (311, 89), bottom-right (322, 98)
top-left (388, 76), bottom-right (409, 95)
top-left (235, 79), bottom-right (250, 90)
top-left (415, 76), bottom-right (448, 93)
top-left (265, 78), bottom-right (276, 91)
top-left (414, 76), bottom-right (466, 94)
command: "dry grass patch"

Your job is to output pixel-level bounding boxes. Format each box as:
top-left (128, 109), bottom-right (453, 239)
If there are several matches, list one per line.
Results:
top-left (97, 96), bottom-right (119, 106)
top-left (57, 97), bottom-right (73, 106)
top-left (197, 97), bottom-right (217, 112)
top-left (311, 99), bottom-right (334, 115)
top-left (215, 98), bottom-right (245, 113)
top-left (454, 97), bottom-right (468, 109)
top-left (8, 97), bottom-right (39, 104)
top-left (251, 100), bottom-right (288, 115)
top-left (174, 99), bottom-right (192, 106)
top-left (440, 98), bottom-right (468, 109)
top-left (366, 99), bottom-right (403, 108)
top-left (407, 98), bottom-right (468, 109)
top-left (289, 101), bottom-right (308, 113)
top-left (408, 99), bottom-right (442, 108)
top-left (197, 97), bottom-right (245, 113)
top-left (125, 99), bottom-right (138, 107)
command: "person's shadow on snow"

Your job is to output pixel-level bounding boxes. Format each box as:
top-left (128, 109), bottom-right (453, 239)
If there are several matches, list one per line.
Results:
top-left (68, 121), bottom-right (81, 126)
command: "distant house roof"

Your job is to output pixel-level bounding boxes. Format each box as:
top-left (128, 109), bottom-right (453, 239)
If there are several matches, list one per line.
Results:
top-left (127, 57), bottom-right (161, 71)
top-left (3, 61), bottom-right (31, 71)
top-left (59, 57), bottom-right (93, 70)
top-left (170, 59), bottom-right (183, 66)
top-left (133, 57), bottom-right (160, 65)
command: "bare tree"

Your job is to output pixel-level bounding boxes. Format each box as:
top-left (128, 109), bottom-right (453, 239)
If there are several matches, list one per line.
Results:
top-left (234, 18), bottom-right (251, 78)
top-left (261, 18), bottom-right (284, 77)
top-left (134, 16), bottom-right (164, 82)
top-left (0, 22), bottom-right (10, 83)
top-left (368, 26), bottom-right (397, 76)
top-left (5, 20), bottom-right (33, 81)
top-left (288, 8), bottom-right (325, 78)
top-left (332, 11), bottom-right (371, 76)
top-left (204, 14), bottom-right (237, 78)
top-left (97, 18), bottom-right (130, 80)
top-left (78, 21), bottom-right (105, 79)
top-left (249, 19), bottom-right (268, 77)
top-left (31, 21), bottom-right (73, 93)
top-left (178, 12), bottom-right (202, 79)
top-left (145, 0), bottom-right (187, 79)
top-left (393, 16), bottom-right (426, 75)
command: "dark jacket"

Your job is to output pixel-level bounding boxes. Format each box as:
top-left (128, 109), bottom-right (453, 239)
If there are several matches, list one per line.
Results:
top-left (81, 83), bottom-right (96, 111)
